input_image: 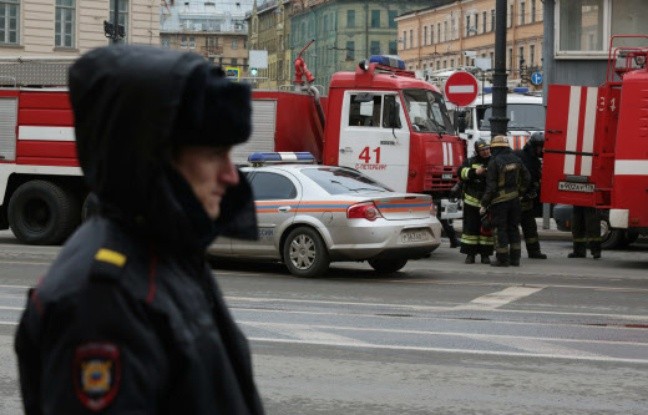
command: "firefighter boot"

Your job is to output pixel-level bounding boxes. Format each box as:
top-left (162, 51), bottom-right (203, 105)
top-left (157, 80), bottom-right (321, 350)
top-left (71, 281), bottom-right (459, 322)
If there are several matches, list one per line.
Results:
top-left (465, 254), bottom-right (475, 264)
top-left (568, 242), bottom-right (587, 258)
top-left (528, 250), bottom-right (547, 259)
top-left (590, 241), bottom-right (602, 259)
top-left (510, 249), bottom-right (522, 267)
top-left (491, 253), bottom-right (510, 267)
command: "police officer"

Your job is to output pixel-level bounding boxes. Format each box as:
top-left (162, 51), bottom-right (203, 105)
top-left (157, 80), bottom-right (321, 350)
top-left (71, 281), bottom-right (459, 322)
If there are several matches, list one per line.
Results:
top-left (569, 206), bottom-right (602, 259)
top-left (457, 139), bottom-right (494, 264)
top-left (480, 135), bottom-right (531, 267)
top-left (514, 131), bottom-right (548, 259)
top-left (15, 46), bottom-right (265, 414)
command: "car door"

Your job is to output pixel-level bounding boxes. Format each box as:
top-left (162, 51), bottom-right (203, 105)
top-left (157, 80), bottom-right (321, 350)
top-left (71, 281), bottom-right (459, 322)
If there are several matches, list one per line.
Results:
top-left (338, 91), bottom-right (410, 191)
top-left (231, 170), bottom-right (300, 259)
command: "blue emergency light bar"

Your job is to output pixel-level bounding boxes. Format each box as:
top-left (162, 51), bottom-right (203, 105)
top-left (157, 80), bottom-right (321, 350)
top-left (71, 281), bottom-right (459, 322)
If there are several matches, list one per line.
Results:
top-left (368, 55), bottom-right (406, 70)
top-left (248, 152), bottom-right (316, 164)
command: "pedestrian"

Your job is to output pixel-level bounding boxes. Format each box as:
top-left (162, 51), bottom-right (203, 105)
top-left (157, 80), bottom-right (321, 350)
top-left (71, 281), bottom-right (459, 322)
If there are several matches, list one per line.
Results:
top-left (514, 131), bottom-right (548, 259)
top-left (568, 206), bottom-right (602, 259)
top-left (457, 139), bottom-right (494, 264)
top-left (14, 45), bottom-right (265, 414)
top-left (480, 135), bottom-right (531, 267)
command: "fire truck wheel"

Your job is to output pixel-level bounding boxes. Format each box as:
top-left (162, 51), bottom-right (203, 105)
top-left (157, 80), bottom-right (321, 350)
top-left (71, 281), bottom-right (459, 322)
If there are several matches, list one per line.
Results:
top-left (282, 226), bottom-right (330, 278)
top-left (368, 258), bottom-right (408, 274)
top-left (8, 180), bottom-right (80, 245)
top-left (600, 218), bottom-right (625, 250)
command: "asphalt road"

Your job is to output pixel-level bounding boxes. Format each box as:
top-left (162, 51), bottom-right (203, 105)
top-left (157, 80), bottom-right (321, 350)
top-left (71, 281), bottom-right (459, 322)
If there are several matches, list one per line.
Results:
top-left (0, 230), bottom-right (646, 414)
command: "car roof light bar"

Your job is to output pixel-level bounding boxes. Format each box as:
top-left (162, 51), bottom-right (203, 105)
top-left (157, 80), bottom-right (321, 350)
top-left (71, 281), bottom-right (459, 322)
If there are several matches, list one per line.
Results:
top-left (248, 151), bottom-right (316, 165)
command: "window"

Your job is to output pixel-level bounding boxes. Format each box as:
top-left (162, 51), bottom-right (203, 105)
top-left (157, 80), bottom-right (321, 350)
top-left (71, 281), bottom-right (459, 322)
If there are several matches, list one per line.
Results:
top-left (555, 0), bottom-right (648, 57)
top-left (437, 23), bottom-right (441, 43)
top-left (520, 1), bottom-right (526, 25)
top-left (402, 31), bottom-right (406, 49)
top-left (508, 47), bottom-right (513, 69)
top-left (232, 39), bottom-right (238, 49)
top-left (249, 173), bottom-right (297, 200)
top-left (451, 18), bottom-right (455, 39)
top-left (388, 40), bottom-right (397, 55)
top-left (346, 41), bottom-right (355, 60)
top-left (530, 44), bottom-right (535, 66)
top-left (0, 0), bottom-right (19, 44)
top-left (508, 4), bottom-right (513, 28)
top-left (443, 21), bottom-right (447, 42)
top-left (430, 25), bottom-right (434, 44)
top-left (388, 10), bottom-right (397, 29)
top-left (55, 0), bottom-right (75, 48)
top-left (348, 94), bottom-right (382, 128)
top-left (403, 89), bottom-right (454, 134)
top-left (482, 11), bottom-right (487, 33)
top-left (301, 167), bottom-right (391, 195)
top-left (371, 10), bottom-right (380, 28)
top-left (531, 0), bottom-right (536, 23)
top-left (466, 15), bottom-right (471, 36)
top-left (519, 46), bottom-right (525, 69)
top-left (474, 13), bottom-right (479, 33)
top-left (108, 0), bottom-right (128, 41)
top-left (347, 10), bottom-right (355, 28)
top-left (450, 59), bottom-right (454, 68)
top-left (409, 29), bottom-right (413, 48)
top-left (491, 9), bottom-right (495, 32)
top-left (370, 40), bottom-right (380, 55)
top-left (423, 26), bottom-right (427, 45)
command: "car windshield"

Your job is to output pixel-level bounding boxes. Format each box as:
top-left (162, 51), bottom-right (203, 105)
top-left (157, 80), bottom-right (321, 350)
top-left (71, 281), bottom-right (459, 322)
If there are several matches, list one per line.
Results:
top-left (478, 104), bottom-right (545, 131)
top-left (300, 167), bottom-right (393, 195)
top-left (402, 89), bottom-right (455, 134)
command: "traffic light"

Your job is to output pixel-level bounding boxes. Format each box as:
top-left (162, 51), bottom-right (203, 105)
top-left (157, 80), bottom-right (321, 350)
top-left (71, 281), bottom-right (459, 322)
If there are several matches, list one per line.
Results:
top-left (250, 68), bottom-right (258, 77)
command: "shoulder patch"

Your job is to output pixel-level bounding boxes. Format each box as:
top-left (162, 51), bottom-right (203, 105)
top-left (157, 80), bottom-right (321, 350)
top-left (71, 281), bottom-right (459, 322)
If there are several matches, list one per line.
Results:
top-left (91, 248), bottom-right (127, 282)
top-left (74, 342), bottom-right (122, 411)
top-left (94, 248), bottom-right (127, 267)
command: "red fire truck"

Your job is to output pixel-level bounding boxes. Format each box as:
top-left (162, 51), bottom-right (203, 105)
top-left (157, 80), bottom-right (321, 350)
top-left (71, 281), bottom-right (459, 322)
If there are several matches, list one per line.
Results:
top-left (541, 35), bottom-right (648, 243)
top-left (236, 52), bottom-right (465, 216)
top-left (0, 52), bottom-right (465, 245)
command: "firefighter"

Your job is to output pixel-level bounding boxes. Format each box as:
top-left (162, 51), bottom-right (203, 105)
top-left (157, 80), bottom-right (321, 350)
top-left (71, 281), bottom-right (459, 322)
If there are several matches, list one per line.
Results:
top-left (569, 206), bottom-right (602, 259)
top-left (514, 131), bottom-right (548, 259)
top-left (480, 135), bottom-right (531, 267)
top-left (15, 45), bottom-right (265, 414)
top-left (457, 139), bottom-right (494, 264)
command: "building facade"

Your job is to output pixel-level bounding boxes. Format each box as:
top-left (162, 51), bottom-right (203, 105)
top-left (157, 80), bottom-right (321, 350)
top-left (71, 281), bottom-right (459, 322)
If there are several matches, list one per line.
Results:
top-left (0, 0), bottom-right (160, 85)
top-left (159, 0), bottom-right (251, 73)
top-left (246, 0), bottom-right (430, 93)
top-left (397, 0), bottom-right (544, 87)
top-left (246, 0), bottom-right (292, 89)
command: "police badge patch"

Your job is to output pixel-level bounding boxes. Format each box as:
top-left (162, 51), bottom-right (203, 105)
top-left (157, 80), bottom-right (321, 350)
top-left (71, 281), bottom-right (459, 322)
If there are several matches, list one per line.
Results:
top-left (74, 342), bottom-right (121, 411)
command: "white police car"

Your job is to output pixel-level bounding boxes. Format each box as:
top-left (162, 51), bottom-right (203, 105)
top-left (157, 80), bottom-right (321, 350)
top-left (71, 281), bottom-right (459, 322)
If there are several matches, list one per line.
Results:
top-left (208, 152), bottom-right (442, 277)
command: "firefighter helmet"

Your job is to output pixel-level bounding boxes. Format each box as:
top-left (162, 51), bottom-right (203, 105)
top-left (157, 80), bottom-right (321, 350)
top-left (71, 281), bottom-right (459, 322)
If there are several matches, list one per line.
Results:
top-left (474, 139), bottom-right (490, 154)
top-left (490, 135), bottom-right (509, 148)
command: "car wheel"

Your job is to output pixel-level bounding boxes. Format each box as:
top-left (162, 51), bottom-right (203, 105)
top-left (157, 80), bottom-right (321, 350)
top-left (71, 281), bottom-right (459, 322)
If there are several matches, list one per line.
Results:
top-left (368, 258), bottom-right (408, 274)
top-left (600, 218), bottom-right (625, 250)
top-left (8, 180), bottom-right (80, 245)
top-left (624, 231), bottom-right (640, 246)
top-left (283, 226), bottom-right (330, 277)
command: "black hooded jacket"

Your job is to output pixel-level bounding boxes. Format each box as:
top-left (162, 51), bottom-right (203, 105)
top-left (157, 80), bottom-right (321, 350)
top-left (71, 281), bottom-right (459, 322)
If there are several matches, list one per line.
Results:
top-left (15, 45), bottom-right (264, 414)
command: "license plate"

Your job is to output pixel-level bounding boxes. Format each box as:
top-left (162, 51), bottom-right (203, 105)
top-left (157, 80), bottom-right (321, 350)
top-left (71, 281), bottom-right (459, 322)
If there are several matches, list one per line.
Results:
top-left (442, 173), bottom-right (453, 180)
top-left (400, 229), bottom-right (431, 243)
top-left (558, 181), bottom-right (595, 193)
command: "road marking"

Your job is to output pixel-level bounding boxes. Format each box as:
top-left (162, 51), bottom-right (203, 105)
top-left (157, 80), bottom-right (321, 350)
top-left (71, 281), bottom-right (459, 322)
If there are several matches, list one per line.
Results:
top-left (455, 286), bottom-right (545, 310)
top-left (248, 337), bottom-right (648, 365)
top-left (244, 321), bottom-right (370, 346)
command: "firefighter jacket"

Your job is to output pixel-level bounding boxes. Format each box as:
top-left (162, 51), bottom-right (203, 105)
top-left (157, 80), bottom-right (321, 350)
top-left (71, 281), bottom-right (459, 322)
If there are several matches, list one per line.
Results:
top-left (15, 45), bottom-right (264, 414)
top-left (481, 147), bottom-right (531, 208)
top-left (457, 155), bottom-right (490, 208)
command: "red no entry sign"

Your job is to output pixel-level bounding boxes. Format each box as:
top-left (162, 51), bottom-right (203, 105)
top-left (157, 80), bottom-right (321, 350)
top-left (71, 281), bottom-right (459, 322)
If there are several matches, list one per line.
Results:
top-left (444, 71), bottom-right (479, 107)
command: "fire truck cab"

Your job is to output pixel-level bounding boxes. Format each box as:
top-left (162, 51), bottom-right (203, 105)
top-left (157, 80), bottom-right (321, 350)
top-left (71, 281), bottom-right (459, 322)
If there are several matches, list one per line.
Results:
top-left (541, 35), bottom-right (648, 243)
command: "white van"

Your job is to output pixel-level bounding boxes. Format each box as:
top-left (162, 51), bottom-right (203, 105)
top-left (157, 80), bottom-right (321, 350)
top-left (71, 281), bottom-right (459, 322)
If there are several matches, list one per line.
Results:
top-left (456, 92), bottom-right (545, 157)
